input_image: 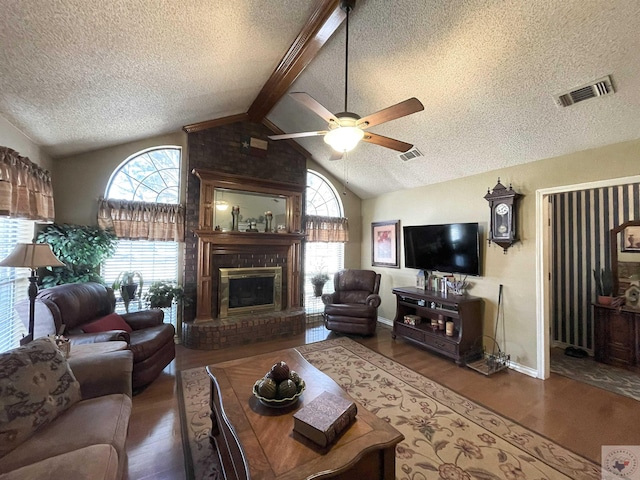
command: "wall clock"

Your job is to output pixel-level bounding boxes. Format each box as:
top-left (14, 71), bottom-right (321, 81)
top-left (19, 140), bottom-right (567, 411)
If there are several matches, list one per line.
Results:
top-left (484, 178), bottom-right (522, 253)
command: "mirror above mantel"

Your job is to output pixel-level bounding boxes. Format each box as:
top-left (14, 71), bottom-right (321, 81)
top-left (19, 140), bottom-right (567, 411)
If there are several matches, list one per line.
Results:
top-left (192, 169), bottom-right (305, 235)
top-left (214, 188), bottom-right (287, 232)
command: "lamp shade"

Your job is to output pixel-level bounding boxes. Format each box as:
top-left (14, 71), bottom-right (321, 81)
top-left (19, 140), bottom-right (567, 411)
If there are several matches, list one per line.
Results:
top-left (324, 126), bottom-right (365, 153)
top-left (0, 243), bottom-right (65, 269)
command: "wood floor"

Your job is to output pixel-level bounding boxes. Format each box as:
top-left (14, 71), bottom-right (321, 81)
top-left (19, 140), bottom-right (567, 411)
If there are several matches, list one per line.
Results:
top-left (125, 322), bottom-right (640, 479)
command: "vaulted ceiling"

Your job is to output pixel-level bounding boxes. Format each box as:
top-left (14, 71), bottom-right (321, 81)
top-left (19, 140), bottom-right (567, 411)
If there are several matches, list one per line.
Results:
top-left (1, 0), bottom-right (639, 198)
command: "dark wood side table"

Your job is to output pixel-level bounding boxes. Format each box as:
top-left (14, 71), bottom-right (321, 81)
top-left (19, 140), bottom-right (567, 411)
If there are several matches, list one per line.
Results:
top-left (206, 348), bottom-right (403, 480)
top-left (593, 303), bottom-right (640, 369)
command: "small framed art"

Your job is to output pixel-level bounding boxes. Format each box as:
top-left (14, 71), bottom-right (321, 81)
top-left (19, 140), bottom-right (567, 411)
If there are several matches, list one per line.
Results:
top-left (371, 220), bottom-right (400, 268)
top-left (622, 225), bottom-right (640, 252)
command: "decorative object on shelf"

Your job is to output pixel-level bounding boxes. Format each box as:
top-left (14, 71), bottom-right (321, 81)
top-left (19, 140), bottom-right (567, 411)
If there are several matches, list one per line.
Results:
top-left (403, 314), bottom-right (421, 326)
top-left (264, 211), bottom-right (273, 232)
top-left (231, 205), bottom-right (240, 231)
top-left (416, 270), bottom-right (426, 289)
top-left (277, 224), bottom-right (287, 233)
top-left (252, 361), bottom-right (305, 408)
top-left (484, 178), bottom-right (522, 253)
top-left (311, 272), bottom-right (330, 297)
top-left (446, 321), bottom-right (454, 336)
top-left (593, 267), bottom-right (614, 305)
top-left (446, 276), bottom-right (468, 295)
top-left (112, 271), bottom-right (143, 312)
top-left (627, 274), bottom-right (640, 307)
top-left (371, 219), bottom-right (400, 268)
top-left (0, 243), bottom-right (65, 345)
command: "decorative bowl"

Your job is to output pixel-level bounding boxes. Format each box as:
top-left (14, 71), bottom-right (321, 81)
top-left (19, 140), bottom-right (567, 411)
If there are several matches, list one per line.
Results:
top-left (253, 378), bottom-right (306, 408)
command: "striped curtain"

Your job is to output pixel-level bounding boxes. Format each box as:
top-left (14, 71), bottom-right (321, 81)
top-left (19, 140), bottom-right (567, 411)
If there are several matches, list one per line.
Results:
top-left (551, 183), bottom-right (640, 350)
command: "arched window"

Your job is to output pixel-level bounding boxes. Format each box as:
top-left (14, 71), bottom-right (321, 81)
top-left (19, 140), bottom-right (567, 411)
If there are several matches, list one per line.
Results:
top-left (305, 170), bottom-right (344, 312)
top-left (102, 146), bottom-right (182, 328)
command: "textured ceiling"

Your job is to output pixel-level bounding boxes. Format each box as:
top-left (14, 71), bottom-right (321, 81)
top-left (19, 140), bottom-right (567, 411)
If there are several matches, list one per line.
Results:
top-left (2, 0), bottom-right (640, 198)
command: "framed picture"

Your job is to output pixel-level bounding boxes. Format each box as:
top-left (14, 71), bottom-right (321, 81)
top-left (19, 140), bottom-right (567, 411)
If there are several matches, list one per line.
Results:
top-left (622, 225), bottom-right (640, 252)
top-left (371, 220), bottom-right (400, 268)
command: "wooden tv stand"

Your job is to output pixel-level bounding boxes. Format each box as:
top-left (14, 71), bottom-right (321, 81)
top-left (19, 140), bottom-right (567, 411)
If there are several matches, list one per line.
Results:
top-left (392, 287), bottom-right (483, 365)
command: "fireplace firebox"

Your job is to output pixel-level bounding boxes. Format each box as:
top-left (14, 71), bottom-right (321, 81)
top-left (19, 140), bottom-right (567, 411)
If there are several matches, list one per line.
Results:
top-left (219, 267), bottom-right (282, 318)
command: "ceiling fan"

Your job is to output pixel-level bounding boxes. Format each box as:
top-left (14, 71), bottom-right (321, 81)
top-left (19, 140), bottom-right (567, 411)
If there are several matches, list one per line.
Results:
top-left (268, 0), bottom-right (424, 157)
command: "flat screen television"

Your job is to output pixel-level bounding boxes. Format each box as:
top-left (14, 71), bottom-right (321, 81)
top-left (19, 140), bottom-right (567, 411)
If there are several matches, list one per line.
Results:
top-left (403, 223), bottom-right (480, 276)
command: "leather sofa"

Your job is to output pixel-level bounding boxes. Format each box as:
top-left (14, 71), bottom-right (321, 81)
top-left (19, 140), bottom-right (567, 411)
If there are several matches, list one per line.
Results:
top-left (36, 282), bottom-right (175, 389)
top-left (0, 338), bottom-right (133, 480)
top-left (321, 269), bottom-right (381, 336)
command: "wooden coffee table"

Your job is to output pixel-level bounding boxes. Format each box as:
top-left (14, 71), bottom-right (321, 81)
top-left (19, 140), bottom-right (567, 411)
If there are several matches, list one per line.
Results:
top-left (206, 348), bottom-right (403, 480)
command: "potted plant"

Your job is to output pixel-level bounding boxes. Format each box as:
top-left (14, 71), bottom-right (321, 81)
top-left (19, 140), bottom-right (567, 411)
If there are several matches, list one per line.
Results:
top-left (310, 272), bottom-right (330, 297)
top-left (593, 267), bottom-right (614, 305)
top-left (144, 280), bottom-right (188, 308)
top-left (36, 224), bottom-right (118, 287)
top-left (112, 271), bottom-right (144, 312)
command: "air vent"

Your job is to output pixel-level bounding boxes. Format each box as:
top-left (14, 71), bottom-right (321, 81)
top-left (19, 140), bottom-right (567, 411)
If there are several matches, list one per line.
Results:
top-left (555, 75), bottom-right (615, 107)
top-left (398, 148), bottom-right (423, 162)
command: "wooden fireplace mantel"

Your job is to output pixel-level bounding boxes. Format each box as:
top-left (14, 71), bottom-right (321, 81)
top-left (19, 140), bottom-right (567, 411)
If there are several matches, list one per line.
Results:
top-left (193, 170), bottom-right (305, 321)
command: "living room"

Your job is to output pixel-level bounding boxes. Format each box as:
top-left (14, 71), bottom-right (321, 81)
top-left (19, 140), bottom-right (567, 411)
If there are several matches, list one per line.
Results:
top-left (2, 1), bottom-right (640, 479)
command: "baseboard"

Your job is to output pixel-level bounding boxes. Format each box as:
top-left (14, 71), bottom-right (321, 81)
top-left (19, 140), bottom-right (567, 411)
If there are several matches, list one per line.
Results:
top-left (508, 360), bottom-right (539, 378)
top-left (377, 316), bottom-right (393, 327)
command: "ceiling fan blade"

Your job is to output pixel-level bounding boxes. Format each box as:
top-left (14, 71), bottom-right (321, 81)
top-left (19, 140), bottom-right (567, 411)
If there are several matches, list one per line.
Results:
top-left (268, 130), bottom-right (328, 140)
top-left (362, 132), bottom-right (414, 152)
top-left (290, 92), bottom-right (339, 124)
top-left (357, 98), bottom-right (424, 129)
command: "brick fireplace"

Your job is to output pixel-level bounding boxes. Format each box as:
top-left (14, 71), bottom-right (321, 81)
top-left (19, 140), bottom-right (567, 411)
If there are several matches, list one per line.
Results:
top-left (181, 121), bottom-right (308, 349)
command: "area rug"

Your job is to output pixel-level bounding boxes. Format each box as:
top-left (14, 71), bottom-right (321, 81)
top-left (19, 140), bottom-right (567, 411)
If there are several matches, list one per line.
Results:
top-left (178, 337), bottom-right (600, 480)
top-left (550, 347), bottom-right (640, 402)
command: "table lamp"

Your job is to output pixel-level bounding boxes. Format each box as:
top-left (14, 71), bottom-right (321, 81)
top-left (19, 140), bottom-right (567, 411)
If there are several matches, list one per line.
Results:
top-left (0, 243), bottom-right (65, 345)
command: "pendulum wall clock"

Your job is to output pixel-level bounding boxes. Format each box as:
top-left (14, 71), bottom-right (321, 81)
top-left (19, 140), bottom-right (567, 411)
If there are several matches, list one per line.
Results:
top-left (484, 178), bottom-right (522, 253)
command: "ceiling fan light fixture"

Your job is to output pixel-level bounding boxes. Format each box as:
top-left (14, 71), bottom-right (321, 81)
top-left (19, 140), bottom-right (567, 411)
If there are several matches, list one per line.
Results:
top-left (324, 126), bottom-right (364, 152)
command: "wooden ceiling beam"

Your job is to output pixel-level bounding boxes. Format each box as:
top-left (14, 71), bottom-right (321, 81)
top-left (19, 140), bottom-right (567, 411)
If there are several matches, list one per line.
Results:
top-left (183, 113), bottom-right (249, 134)
top-left (247, 0), bottom-right (345, 121)
top-left (183, 0), bottom-right (345, 134)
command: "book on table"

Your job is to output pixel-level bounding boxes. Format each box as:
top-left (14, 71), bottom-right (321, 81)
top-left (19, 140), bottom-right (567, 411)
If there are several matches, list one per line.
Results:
top-left (293, 391), bottom-right (357, 447)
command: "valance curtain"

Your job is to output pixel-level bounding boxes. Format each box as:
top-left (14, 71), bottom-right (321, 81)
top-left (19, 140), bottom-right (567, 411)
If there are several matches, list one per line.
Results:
top-left (0, 147), bottom-right (55, 222)
top-left (97, 198), bottom-right (185, 242)
top-left (305, 215), bottom-right (349, 243)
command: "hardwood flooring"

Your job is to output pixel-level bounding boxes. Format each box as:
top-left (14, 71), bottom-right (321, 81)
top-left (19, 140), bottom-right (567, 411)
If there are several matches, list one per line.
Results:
top-left (126, 322), bottom-right (640, 479)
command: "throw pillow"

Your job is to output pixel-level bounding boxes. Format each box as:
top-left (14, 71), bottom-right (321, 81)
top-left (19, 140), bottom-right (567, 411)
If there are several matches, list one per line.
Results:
top-left (82, 312), bottom-right (132, 333)
top-left (0, 337), bottom-right (82, 457)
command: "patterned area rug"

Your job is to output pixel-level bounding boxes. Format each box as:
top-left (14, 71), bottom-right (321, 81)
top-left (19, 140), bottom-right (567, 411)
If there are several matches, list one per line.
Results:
top-left (178, 337), bottom-right (600, 480)
top-left (550, 347), bottom-right (640, 402)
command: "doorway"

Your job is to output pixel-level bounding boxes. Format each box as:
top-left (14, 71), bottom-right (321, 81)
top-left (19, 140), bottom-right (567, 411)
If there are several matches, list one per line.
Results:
top-left (536, 174), bottom-right (640, 379)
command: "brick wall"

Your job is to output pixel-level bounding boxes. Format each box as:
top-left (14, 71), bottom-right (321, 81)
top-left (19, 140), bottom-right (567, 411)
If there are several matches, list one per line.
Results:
top-left (184, 120), bottom-right (307, 321)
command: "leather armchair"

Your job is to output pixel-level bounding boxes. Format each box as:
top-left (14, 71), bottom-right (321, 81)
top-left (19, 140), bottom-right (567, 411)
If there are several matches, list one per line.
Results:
top-left (321, 269), bottom-right (381, 336)
top-left (37, 282), bottom-right (175, 389)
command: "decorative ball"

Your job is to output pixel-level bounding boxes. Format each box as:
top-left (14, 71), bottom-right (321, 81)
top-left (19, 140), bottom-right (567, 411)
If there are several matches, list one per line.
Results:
top-left (277, 379), bottom-right (297, 399)
top-left (269, 361), bottom-right (290, 383)
top-left (257, 377), bottom-right (277, 399)
top-left (289, 370), bottom-right (301, 385)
